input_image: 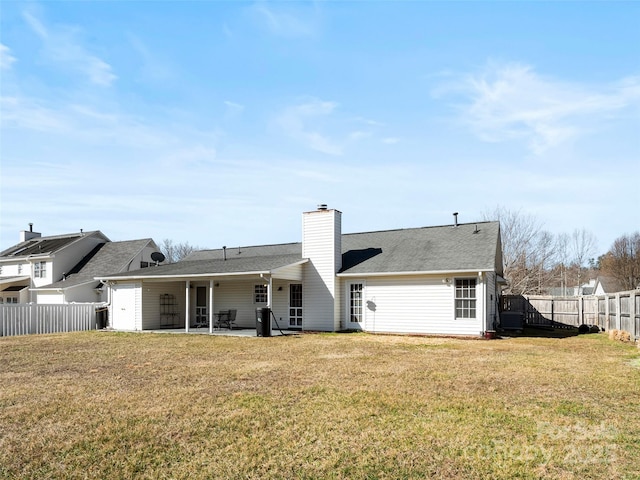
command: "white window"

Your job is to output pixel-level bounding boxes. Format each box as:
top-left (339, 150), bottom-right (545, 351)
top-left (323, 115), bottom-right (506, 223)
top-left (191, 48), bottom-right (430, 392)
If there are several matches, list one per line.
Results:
top-left (254, 284), bottom-right (268, 303)
top-left (349, 283), bottom-right (364, 323)
top-left (34, 261), bottom-right (47, 278)
top-left (455, 278), bottom-right (476, 319)
top-left (18, 264), bottom-right (22, 274)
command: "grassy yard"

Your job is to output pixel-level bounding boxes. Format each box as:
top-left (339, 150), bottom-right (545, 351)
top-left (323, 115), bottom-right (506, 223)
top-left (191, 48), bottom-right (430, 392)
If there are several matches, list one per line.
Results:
top-left (1, 330), bottom-right (639, 479)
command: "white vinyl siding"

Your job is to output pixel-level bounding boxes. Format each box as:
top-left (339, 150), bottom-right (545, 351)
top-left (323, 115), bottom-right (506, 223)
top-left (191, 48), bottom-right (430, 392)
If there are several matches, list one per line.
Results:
top-left (302, 209), bottom-right (341, 331)
top-left (141, 281), bottom-right (184, 329)
top-left (347, 275), bottom-right (483, 336)
top-left (485, 271), bottom-right (498, 331)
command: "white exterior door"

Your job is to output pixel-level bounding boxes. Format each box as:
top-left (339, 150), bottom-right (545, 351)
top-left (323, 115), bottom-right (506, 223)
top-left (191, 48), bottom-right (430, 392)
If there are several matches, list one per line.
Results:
top-left (195, 286), bottom-right (208, 326)
top-left (346, 282), bottom-right (365, 330)
top-left (289, 284), bottom-right (303, 328)
top-left (111, 284), bottom-right (136, 330)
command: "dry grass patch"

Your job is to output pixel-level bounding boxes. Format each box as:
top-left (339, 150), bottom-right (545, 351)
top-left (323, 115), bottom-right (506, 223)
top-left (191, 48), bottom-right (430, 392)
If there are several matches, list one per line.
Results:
top-left (1, 331), bottom-right (639, 479)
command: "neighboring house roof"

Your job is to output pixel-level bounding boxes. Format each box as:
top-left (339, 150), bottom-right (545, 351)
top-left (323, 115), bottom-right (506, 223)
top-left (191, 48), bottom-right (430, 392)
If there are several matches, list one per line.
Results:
top-left (0, 276), bottom-right (31, 290)
top-left (99, 222), bottom-right (502, 280)
top-left (34, 239), bottom-right (157, 290)
top-left (595, 275), bottom-right (625, 294)
top-left (0, 231), bottom-right (108, 260)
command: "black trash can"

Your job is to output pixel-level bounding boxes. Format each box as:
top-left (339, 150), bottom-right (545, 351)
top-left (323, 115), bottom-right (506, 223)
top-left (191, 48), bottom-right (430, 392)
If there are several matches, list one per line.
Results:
top-left (95, 308), bottom-right (108, 329)
top-left (255, 307), bottom-right (272, 337)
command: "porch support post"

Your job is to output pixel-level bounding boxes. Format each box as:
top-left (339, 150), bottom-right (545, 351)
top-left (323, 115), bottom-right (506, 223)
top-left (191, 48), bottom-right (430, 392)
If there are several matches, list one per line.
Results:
top-left (209, 279), bottom-right (214, 334)
top-left (267, 276), bottom-right (273, 308)
top-left (185, 280), bottom-right (190, 333)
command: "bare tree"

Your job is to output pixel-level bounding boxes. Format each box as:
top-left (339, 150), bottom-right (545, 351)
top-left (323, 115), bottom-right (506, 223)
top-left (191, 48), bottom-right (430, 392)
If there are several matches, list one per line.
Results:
top-left (570, 228), bottom-right (597, 291)
top-left (482, 206), bottom-right (554, 295)
top-left (555, 233), bottom-right (571, 295)
top-left (600, 232), bottom-right (640, 290)
top-left (160, 239), bottom-right (202, 263)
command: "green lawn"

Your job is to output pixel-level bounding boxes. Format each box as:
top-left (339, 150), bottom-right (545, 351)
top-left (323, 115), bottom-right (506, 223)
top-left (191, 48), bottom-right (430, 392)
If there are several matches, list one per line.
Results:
top-left (1, 331), bottom-right (639, 479)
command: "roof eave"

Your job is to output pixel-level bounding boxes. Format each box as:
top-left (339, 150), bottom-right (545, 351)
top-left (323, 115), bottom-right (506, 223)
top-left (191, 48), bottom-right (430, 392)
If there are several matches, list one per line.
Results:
top-left (338, 268), bottom-right (497, 277)
top-left (97, 270), bottom-right (273, 282)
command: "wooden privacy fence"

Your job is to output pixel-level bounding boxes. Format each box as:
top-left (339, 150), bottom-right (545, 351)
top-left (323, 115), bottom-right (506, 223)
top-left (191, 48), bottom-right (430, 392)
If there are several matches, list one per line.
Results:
top-left (0, 303), bottom-right (104, 337)
top-left (502, 290), bottom-right (640, 339)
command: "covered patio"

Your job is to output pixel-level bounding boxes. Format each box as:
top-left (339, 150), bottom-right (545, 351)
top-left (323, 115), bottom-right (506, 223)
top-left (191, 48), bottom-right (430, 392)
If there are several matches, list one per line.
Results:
top-left (99, 250), bottom-right (308, 333)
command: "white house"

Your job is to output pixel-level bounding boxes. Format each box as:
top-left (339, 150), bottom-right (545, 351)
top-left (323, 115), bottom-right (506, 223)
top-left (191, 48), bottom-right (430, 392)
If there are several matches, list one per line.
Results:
top-left (98, 207), bottom-right (505, 337)
top-left (31, 239), bottom-right (161, 304)
top-left (0, 226), bottom-right (110, 304)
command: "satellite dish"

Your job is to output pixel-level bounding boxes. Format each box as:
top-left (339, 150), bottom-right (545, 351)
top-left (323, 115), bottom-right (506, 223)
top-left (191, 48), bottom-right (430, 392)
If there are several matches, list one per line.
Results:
top-left (151, 252), bottom-right (166, 263)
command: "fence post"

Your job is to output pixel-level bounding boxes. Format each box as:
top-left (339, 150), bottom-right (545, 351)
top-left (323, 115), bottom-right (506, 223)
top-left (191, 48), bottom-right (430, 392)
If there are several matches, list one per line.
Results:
top-left (631, 290), bottom-right (638, 340)
top-left (578, 296), bottom-right (583, 325)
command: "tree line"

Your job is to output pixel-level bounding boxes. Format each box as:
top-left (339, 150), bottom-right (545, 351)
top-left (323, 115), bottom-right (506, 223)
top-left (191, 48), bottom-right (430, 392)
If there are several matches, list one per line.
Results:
top-left (484, 206), bottom-right (640, 295)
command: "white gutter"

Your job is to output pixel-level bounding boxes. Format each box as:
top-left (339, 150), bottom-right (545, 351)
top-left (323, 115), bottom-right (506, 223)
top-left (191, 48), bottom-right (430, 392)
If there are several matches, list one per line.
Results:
top-left (94, 270), bottom-right (274, 282)
top-left (337, 268), bottom-right (496, 277)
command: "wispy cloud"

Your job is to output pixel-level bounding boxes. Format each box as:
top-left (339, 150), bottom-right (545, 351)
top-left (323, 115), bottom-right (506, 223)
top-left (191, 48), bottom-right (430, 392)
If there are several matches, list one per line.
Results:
top-left (0, 44), bottom-right (16, 70)
top-left (224, 100), bottom-right (245, 116)
top-left (22, 9), bottom-right (117, 86)
top-left (250, 3), bottom-right (317, 37)
top-left (275, 99), bottom-right (343, 155)
top-left (435, 62), bottom-right (640, 154)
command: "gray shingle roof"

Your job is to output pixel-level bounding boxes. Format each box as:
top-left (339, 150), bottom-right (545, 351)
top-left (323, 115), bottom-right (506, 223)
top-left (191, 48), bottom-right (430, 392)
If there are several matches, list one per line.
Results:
top-left (99, 253), bottom-right (305, 279)
top-left (38, 239), bottom-right (155, 289)
top-left (340, 222), bottom-right (501, 274)
top-left (99, 221), bottom-right (501, 279)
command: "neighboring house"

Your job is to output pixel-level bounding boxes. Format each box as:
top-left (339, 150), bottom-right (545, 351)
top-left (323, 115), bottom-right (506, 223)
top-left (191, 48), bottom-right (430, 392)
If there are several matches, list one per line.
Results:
top-left (31, 239), bottom-right (162, 304)
top-left (0, 226), bottom-right (110, 304)
top-left (98, 207), bottom-right (505, 337)
top-left (593, 276), bottom-right (625, 295)
top-left (546, 279), bottom-right (595, 297)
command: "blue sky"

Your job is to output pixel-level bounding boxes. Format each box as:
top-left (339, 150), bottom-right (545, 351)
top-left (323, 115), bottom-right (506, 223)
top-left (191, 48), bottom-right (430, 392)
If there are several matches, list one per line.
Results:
top-left (1, 1), bottom-right (638, 257)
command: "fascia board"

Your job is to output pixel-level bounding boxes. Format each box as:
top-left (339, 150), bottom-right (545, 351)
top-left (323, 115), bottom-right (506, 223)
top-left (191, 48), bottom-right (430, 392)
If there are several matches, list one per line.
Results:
top-left (337, 268), bottom-right (496, 277)
top-left (95, 270), bottom-right (273, 282)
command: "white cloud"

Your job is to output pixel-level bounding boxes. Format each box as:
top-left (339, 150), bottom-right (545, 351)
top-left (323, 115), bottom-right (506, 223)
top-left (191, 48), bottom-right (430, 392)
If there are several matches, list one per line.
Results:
top-left (275, 99), bottom-right (343, 155)
top-left (382, 137), bottom-right (400, 145)
top-left (0, 44), bottom-right (16, 70)
top-left (436, 62), bottom-right (640, 154)
top-left (22, 9), bottom-right (117, 87)
top-left (251, 3), bottom-right (316, 37)
top-left (224, 100), bottom-right (245, 117)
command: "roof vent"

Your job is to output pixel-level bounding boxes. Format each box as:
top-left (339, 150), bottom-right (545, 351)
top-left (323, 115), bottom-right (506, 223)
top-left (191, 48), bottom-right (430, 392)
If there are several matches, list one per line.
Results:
top-left (453, 212), bottom-right (459, 227)
top-left (473, 224), bottom-right (480, 234)
top-left (317, 204), bottom-right (328, 211)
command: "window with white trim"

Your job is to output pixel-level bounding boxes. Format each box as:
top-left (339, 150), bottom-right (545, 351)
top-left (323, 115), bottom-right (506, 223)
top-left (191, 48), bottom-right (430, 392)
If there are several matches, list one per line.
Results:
top-left (254, 284), bottom-right (268, 303)
top-left (34, 261), bottom-right (47, 278)
top-left (455, 278), bottom-right (476, 319)
top-left (349, 283), bottom-right (364, 323)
